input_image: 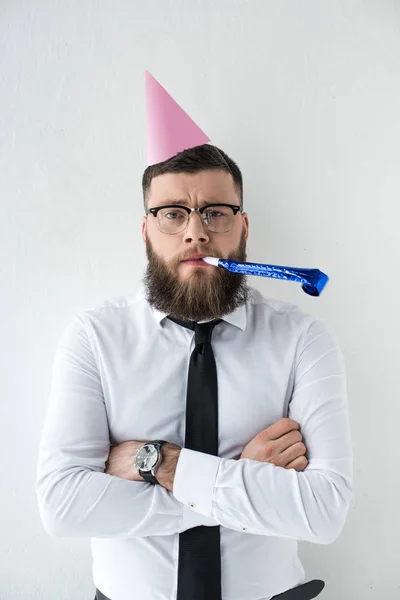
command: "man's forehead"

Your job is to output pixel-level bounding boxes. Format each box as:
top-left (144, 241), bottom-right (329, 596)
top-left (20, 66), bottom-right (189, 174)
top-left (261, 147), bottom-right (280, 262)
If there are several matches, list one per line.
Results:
top-left (148, 170), bottom-right (236, 203)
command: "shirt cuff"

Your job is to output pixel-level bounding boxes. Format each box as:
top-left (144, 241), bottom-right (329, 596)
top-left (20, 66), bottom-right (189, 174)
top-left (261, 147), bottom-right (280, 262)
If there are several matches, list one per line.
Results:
top-left (173, 448), bottom-right (222, 518)
top-left (181, 504), bottom-right (219, 530)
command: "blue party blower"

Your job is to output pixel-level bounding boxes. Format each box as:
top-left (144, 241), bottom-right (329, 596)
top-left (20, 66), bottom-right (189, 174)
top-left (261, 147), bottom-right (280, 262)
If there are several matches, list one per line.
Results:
top-left (201, 257), bottom-right (329, 297)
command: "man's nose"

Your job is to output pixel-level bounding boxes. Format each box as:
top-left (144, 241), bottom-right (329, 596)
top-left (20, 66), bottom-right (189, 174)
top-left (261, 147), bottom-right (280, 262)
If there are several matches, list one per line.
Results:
top-left (184, 211), bottom-right (210, 242)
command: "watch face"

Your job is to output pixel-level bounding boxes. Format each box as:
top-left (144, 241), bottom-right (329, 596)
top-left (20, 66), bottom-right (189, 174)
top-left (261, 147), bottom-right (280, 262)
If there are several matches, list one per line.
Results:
top-left (136, 445), bottom-right (158, 470)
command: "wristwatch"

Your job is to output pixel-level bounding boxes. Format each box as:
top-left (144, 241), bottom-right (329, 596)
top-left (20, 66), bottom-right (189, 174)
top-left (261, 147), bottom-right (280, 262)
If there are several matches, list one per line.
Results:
top-left (134, 440), bottom-right (168, 484)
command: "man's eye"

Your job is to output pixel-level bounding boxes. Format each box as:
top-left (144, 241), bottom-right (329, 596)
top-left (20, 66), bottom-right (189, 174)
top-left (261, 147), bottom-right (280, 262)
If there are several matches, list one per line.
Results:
top-left (165, 211), bottom-right (185, 219)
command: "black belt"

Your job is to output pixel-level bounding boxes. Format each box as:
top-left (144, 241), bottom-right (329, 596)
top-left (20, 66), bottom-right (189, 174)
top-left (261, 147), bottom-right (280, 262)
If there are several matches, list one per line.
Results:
top-left (95, 579), bottom-right (324, 600)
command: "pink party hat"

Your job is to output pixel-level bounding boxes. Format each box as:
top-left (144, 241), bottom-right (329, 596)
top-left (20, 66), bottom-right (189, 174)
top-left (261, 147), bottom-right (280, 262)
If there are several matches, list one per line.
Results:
top-left (145, 71), bottom-right (210, 165)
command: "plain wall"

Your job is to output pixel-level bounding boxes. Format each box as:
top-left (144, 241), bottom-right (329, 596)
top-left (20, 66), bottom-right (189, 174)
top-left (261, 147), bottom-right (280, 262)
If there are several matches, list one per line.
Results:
top-left (1, 1), bottom-right (400, 598)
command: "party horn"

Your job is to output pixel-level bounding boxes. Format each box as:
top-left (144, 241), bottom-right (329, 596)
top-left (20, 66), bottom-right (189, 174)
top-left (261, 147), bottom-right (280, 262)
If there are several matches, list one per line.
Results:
top-left (201, 257), bottom-right (329, 297)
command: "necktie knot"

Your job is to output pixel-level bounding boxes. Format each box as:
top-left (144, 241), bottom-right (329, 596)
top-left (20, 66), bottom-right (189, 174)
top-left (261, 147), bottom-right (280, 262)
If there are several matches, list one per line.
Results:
top-left (194, 319), bottom-right (222, 346)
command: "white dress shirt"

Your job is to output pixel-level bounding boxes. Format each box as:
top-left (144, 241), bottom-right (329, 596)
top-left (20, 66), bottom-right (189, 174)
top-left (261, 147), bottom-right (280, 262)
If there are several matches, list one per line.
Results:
top-left (36, 283), bottom-right (353, 600)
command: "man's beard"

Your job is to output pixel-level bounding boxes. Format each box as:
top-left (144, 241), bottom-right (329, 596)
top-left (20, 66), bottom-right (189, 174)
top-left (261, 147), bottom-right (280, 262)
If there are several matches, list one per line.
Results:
top-left (143, 227), bottom-right (250, 322)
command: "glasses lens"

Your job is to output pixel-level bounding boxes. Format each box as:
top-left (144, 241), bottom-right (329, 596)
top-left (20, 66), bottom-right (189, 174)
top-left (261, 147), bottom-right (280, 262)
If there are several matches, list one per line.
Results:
top-left (157, 205), bottom-right (235, 234)
top-left (157, 207), bottom-right (188, 234)
top-left (203, 206), bottom-right (234, 232)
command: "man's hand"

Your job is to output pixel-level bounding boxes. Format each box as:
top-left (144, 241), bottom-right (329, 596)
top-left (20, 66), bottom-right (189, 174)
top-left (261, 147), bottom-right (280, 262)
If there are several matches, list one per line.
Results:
top-left (240, 418), bottom-right (308, 471)
top-left (105, 440), bottom-right (182, 491)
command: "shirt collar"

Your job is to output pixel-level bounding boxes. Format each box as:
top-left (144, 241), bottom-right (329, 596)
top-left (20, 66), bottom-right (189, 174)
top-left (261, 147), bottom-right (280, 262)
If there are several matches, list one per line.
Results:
top-left (138, 283), bottom-right (247, 331)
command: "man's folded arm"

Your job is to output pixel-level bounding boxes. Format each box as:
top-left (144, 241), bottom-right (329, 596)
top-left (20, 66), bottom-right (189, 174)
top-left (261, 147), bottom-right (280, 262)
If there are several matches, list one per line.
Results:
top-left (36, 315), bottom-right (217, 538)
top-left (173, 318), bottom-right (354, 545)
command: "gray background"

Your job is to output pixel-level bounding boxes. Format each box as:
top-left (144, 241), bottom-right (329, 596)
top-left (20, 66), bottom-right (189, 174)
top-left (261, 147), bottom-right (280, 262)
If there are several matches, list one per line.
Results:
top-left (1, 1), bottom-right (399, 598)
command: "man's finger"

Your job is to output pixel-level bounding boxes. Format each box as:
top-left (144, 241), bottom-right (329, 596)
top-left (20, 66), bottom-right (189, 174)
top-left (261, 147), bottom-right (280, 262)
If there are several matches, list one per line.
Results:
top-left (263, 418), bottom-right (300, 441)
top-left (268, 442), bottom-right (306, 468)
top-left (272, 429), bottom-right (303, 455)
top-left (285, 456), bottom-right (308, 471)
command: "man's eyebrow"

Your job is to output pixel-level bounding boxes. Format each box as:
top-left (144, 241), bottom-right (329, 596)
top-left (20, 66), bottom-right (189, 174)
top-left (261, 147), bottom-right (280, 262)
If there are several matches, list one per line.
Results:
top-left (154, 199), bottom-right (224, 207)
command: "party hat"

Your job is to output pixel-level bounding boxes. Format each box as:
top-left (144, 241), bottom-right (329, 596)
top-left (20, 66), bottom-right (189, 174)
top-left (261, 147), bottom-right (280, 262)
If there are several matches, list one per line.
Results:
top-left (145, 70), bottom-right (210, 165)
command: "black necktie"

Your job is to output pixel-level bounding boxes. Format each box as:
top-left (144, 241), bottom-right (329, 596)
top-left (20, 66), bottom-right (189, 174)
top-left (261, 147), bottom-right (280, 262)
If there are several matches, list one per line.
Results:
top-left (168, 316), bottom-right (223, 600)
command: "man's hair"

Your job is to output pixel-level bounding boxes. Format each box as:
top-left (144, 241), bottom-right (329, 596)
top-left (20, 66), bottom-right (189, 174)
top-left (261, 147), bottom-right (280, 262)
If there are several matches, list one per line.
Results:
top-left (142, 144), bottom-right (243, 211)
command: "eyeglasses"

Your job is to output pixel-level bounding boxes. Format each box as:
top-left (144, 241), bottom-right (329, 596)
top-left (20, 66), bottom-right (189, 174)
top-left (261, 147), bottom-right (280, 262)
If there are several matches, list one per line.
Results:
top-left (145, 203), bottom-right (243, 235)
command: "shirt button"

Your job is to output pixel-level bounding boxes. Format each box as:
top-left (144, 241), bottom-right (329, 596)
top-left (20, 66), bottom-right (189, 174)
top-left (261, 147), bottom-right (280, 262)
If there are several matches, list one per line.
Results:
top-left (242, 527), bottom-right (246, 531)
top-left (189, 502), bottom-right (196, 508)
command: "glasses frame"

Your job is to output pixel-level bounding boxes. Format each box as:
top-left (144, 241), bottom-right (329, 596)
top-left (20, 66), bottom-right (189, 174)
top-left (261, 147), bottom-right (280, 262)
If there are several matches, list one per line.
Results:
top-left (145, 203), bottom-right (243, 235)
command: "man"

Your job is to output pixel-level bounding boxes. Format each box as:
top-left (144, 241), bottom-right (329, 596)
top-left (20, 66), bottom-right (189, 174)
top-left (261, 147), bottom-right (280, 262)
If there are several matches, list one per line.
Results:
top-left (36, 74), bottom-right (353, 600)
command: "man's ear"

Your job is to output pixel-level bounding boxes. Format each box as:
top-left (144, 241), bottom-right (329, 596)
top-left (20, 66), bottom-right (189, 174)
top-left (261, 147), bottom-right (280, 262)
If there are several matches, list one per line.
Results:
top-left (142, 216), bottom-right (147, 244)
top-left (242, 212), bottom-right (249, 241)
